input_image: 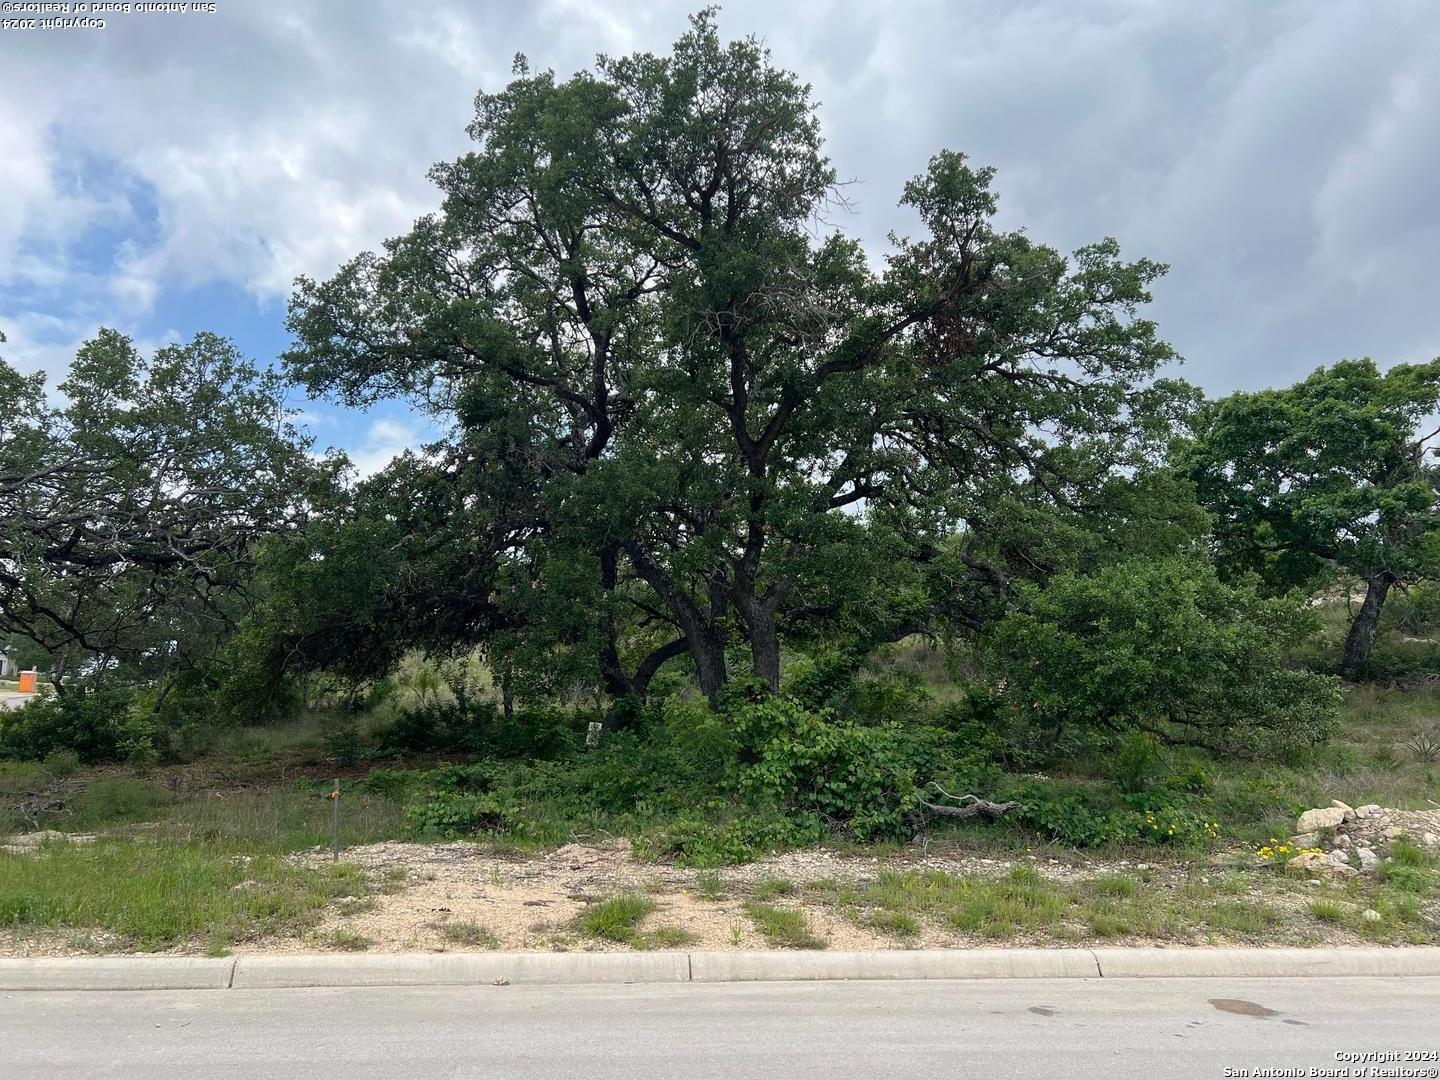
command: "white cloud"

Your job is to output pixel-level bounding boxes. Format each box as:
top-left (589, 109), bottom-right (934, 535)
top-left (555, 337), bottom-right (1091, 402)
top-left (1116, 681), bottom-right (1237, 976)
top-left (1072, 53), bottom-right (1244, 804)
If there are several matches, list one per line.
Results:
top-left (2, 0), bottom-right (1439, 395)
top-left (347, 417), bottom-right (421, 478)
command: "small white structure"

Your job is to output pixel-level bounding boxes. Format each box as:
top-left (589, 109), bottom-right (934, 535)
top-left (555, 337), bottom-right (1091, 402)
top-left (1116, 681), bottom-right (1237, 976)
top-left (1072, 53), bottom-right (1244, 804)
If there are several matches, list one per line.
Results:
top-left (0, 651), bottom-right (16, 679)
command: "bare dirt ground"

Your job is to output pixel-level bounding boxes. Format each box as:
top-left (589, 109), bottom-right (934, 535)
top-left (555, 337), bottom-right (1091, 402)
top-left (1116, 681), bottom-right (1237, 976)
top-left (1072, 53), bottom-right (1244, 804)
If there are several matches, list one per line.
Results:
top-left (254, 838), bottom-right (1197, 955)
top-left (4, 808), bottom-right (1437, 957)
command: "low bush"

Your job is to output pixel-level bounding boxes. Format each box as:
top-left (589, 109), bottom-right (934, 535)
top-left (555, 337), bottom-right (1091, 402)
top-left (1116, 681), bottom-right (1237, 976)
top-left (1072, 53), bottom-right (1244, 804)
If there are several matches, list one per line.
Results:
top-left (730, 691), bottom-right (959, 842)
top-left (0, 687), bottom-right (154, 764)
top-left (985, 557), bottom-right (1342, 758)
top-left (373, 700), bottom-right (574, 759)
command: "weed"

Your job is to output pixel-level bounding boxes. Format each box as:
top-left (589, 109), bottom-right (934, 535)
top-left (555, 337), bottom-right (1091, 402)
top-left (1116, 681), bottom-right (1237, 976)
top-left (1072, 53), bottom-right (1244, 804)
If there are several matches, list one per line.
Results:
top-left (643, 925), bottom-right (697, 949)
top-left (68, 779), bottom-right (171, 830)
top-left (1309, 899), bottom-right (1349, 923)
top-left (439, 921), bottom-right (499, 948)
top-left (326, 927), bottom-right (373, 951)
top-left (742, 901), bottom-right (825, 949)
top-left (692, 870), bottom-right (725, 900)
top-left (751, 876), bottom-right (795, 901)
top-left (1089, 874), bottom-right (1139, 898)
top-left (0, 838), bottom-right (363, 950)
top-left (861, 909), bottom-right (920, 936)
top-left (574, 894), bottom-right (656, 944)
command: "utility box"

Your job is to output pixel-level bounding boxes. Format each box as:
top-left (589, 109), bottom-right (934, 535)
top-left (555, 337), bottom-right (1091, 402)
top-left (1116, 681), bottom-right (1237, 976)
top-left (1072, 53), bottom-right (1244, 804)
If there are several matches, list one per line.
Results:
top-left (17, 670), bottom-right (37, 694)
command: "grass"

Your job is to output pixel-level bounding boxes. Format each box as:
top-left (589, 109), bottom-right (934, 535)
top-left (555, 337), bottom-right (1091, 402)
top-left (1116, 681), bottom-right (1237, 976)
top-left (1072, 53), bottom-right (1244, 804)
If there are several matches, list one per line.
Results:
top-left (324, 927), bottom-right (373, 951)
top-left (0, 836), bottom-right (365, 950)
top-left (751, 876), bottom-right (795, 901)
top-left (1309, 898), bottom-right (1350, 923)
top-left (4, 631), bottom-right (1440, 956)
top-left (742, 901), bottom-right (825, 949)
top-left (568, 893), bottom-right (695, 949)
top-left (692, 870), bottom-right (725, 900)
top-left (644, 925), bottom-right (697, 948)
top-left (860, 908), bottom-right (920, 936)
top-left (813, 864), bottom-right (1362, 946)
top-left (574, 894), bottom-right (657, 944)
top-left (151, 785), bottom-right (408, 853)
top-left (439, 921), bottom-right (499, 948)
top-left (67, 779), bottom-right (172, 830)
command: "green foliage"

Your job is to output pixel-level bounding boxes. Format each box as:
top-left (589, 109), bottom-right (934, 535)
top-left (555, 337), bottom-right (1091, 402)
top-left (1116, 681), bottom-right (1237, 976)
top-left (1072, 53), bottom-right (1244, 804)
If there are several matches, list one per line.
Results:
top-left (643, 809), bottom-right (818, 868)
top-left (730, 692), bottom-right (953, 841)
top-left (987, 557), bottom-right (1341, 757)
top-left (1379, 863), bottom-right (1433, 893)
top-left (282, 11), bottom-right (1186, 704)
top-left (1104, 731), bottom-right (1162, 795)
top-left (405, 791), bottom-right (518, 838)
top-left (0, 329), bottom-right (323, 685)
top-left (0, 688), bottom-right (155, 764)
top-left (1187, 358), bottom-right (1440, 590)
top-left (1183, 357), bottom-right (1440, 671)
top-left (375, 700), bottom-right (573, 759)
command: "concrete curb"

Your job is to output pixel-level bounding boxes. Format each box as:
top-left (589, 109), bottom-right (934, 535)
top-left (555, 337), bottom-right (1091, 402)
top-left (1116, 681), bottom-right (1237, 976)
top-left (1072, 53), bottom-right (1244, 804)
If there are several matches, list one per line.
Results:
top-left (4, 948), bottom-right (1440, 991)
top-left (230, 951), bottom-right (689, 989)
top-left (1091, 947), bottom-right (1440, 979)
top-left (690, 948), bottom-right (1099, 982)
top-left (0, 957), bottom-right (236, 991)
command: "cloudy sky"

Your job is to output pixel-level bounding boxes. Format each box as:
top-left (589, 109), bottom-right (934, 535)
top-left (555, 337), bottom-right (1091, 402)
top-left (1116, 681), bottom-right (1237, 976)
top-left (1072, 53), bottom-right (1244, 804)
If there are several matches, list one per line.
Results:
top-left (2, 0), bottom-right (1437, 470)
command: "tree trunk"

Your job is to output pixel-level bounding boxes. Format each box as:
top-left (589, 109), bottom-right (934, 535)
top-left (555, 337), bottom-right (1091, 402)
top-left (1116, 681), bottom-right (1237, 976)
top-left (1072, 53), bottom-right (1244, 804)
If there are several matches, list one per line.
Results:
top-left (688, 628), bottom-right (729, 704)
top-left (47, 648), bottom-right (68, 698)
top-left (748, 604), bottom-right (781, 691)
top-left (1342, 573), bottom-right (1394, 673)
top-left (622, 542), bottom-right (729, 703)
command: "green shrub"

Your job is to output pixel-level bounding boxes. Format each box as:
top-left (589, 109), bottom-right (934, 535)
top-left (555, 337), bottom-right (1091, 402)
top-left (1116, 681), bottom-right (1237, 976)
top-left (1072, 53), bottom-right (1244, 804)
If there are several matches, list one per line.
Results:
top-left (1379, 863), bottom-right (1433, 893)
top-left (0, 687), bottom-right (154, 764)
top-left (405, 791), bottom-right (518, 837)
top-left (985, 557), bottom-right (1341, 758)
top-left (374, 700), bottom-right (572, 758)
top-left (642, 810), bottom-right (817, 867)
top-left (730, 692), bottom-right (953, 841)
top-left (1104, 731), bottom-right (1161, 794)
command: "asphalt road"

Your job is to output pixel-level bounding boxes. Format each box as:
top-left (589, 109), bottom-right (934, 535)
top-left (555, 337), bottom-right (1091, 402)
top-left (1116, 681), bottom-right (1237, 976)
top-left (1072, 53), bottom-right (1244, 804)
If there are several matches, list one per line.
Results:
top-left (3, 976), bottom-right (1437, 1080)
top-left (0, 692), bottom-right (29, 711)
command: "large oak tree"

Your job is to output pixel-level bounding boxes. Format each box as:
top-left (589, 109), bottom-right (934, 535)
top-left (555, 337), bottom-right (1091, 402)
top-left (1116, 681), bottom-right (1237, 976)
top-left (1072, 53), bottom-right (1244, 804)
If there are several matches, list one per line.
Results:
top-left (286, 13), bottom-right (1187, 705)
top-left (0, 329), bottom-right (320, 693)
top-left (1184, 357), bottom-right (1440, 673)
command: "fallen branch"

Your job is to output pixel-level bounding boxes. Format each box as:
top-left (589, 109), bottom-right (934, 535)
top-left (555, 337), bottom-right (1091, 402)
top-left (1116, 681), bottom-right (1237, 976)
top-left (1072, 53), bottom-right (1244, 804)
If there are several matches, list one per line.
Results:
top-left (918, 782), bottom-right (1019, 820)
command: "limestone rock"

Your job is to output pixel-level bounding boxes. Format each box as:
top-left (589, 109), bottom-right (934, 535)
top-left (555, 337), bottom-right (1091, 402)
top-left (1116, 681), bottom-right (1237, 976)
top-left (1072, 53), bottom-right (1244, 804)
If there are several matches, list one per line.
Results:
top-left (1297, 807), bottom-right (1346, 832)
top-left (1355, 804), bottom-right (1382, 820)
top-left (1383, 826), bottom-right (1406, 839)
top-left (1332, 833), bottom-right (1352, 849)
top-left (1357, 847), bottom-right (1380, 872)
top-left (1287, 851), bottom-right (1357, 879)
top-left (1362, 909), bottom-right (1382, 923)
top-left (1290, 832), bottom-right (1321, 848)
top-left (1330, 800), bottom-right (1357, 822)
